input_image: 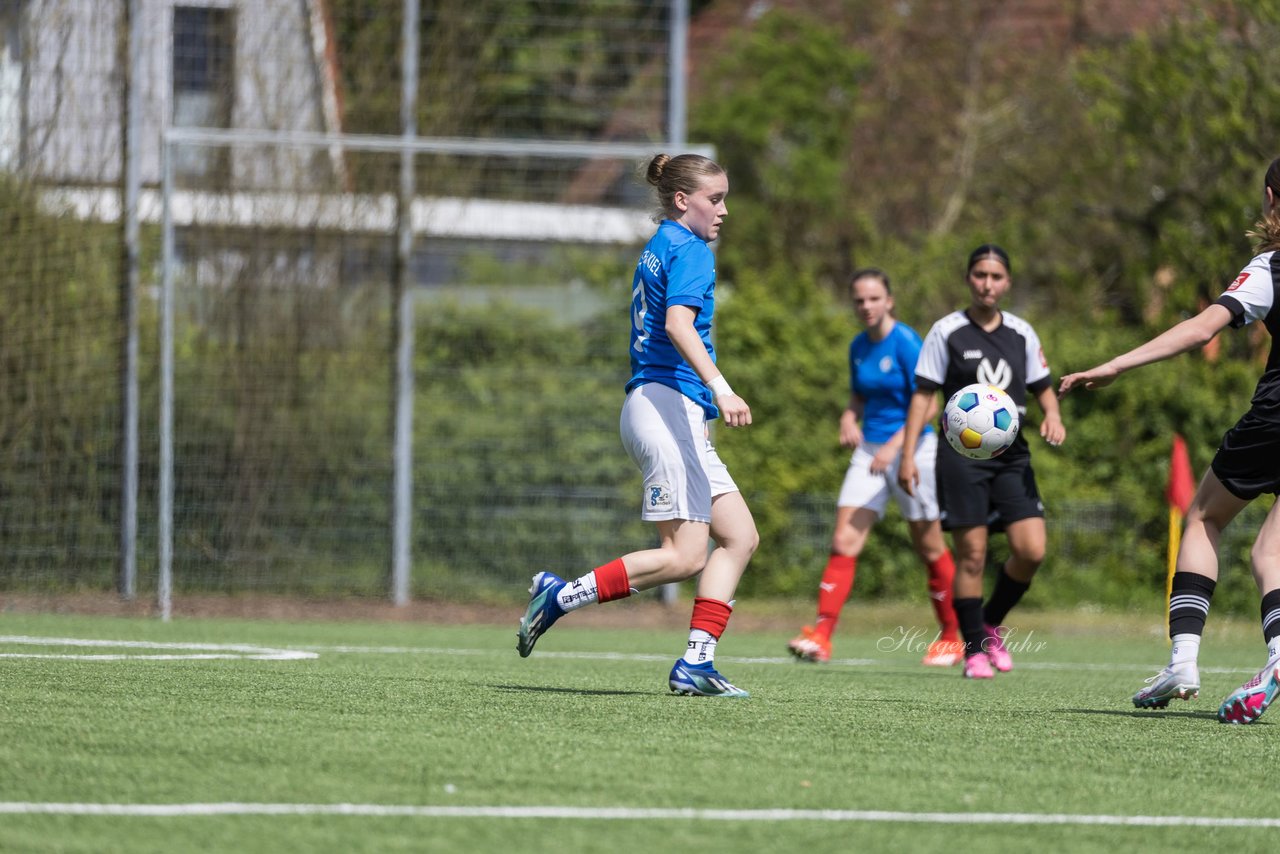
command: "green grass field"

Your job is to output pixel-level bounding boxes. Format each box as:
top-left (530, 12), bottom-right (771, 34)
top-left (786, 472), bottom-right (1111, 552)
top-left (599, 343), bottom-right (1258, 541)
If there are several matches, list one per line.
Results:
top-left (1, 605), bottom-right (1277, 853)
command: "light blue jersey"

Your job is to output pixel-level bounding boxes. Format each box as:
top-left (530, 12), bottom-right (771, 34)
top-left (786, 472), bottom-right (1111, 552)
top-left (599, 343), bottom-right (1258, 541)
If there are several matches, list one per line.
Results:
top-left (626, 220), bottom-right (719, 419)
top-left (849, 322), bottom-right (932, 444)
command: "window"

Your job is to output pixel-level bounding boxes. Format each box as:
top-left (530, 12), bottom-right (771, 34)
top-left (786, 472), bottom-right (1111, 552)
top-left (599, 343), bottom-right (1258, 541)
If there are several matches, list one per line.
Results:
top-left (0, 0), bottom-right (22, 171)
top-left (172, 5), bottom-right (234, 183)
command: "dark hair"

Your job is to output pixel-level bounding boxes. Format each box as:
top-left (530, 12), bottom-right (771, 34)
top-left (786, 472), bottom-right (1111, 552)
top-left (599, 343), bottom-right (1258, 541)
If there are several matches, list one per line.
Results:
top-left (1247, 156), bottom-right (1280, 253)
top-left (967, 243), bottom-right (1011, 275)
top-left (645, 153), bottom-right (726, 222)
top-left (850, 266), bottom-right (891, 294)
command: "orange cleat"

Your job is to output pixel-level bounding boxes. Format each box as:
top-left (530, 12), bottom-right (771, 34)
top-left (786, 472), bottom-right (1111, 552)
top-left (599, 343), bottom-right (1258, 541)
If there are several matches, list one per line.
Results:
top-left (787, 626), bottom-right (832, 663)
top-left (922, 638), bottom-right (963, 667)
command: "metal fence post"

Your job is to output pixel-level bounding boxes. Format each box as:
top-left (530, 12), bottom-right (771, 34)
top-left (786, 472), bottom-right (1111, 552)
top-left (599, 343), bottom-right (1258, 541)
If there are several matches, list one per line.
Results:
top-left (118, 0), bottom-right (140, 600)
top-left (158, 138), bottom-right (175, 622)
top-left (658, 0), bottom-right (690, 608)
top-left (390, 0), bottom-right (420, 605)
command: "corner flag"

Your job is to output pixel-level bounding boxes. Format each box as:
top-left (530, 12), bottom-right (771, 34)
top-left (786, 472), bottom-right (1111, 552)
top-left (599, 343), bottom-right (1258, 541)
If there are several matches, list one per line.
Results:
top-left (1165, 434), bottom-right (1195, 635)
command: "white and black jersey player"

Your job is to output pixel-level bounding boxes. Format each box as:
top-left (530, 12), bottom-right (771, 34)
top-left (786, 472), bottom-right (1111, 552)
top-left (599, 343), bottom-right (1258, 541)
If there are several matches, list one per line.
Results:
top-left (899, 244), bottom-right (1067, 680)
top-left (1061, 155), bottom-right (1280, 725)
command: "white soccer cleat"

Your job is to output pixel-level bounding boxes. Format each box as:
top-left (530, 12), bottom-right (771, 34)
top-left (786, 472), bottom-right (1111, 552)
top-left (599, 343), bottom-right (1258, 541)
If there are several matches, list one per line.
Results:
top-left (1132, 662), bottom-right (1200, 709)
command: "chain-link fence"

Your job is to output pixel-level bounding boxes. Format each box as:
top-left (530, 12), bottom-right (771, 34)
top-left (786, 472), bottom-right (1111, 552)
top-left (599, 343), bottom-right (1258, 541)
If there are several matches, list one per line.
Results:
top-left (2, 0), bottom-right (702, 604)
top-left (1, 0), bottom-right (1269, 613)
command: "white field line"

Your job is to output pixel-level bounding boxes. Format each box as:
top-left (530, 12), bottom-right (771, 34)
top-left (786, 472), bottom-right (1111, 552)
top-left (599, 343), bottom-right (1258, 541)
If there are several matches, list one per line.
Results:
top-left (0, 635), bottom-right (1257, 673)
top-left (0, 637), bottom-right (1259, 676)
top-left (0, 802), bottom-right (1277, 828)
top-left (285, 643), bottom-right (1255, 674)
top-left (0, 636), bottom-right (316, 661)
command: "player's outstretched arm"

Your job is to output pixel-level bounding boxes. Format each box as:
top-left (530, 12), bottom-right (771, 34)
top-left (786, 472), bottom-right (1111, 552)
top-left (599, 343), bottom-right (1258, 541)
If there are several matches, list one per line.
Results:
top-left (1059, 305), bottom-right (1233, 396)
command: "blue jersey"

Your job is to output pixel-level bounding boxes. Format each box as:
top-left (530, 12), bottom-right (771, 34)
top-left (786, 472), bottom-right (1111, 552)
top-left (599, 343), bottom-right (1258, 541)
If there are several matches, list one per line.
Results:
top-left (626, 220), bottom-right (719, 419)
top-left (849, 322), bottom-right (931, 443)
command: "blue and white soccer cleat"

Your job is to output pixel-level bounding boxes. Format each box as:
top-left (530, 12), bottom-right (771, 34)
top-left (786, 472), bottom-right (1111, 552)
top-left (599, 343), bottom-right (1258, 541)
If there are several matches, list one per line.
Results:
top-left (516, 572), bottom-right (566, 658)
top-left (1132, 662), bottom-right (1200, 709)
top-left (668, 659), bottom-right (749, 698)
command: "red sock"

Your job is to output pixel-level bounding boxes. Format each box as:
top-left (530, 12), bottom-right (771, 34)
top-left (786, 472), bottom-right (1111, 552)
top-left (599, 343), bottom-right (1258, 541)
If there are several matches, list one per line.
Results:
top-left (814, 554), bottom-right (856, 641)
top-left (926, 550), bottom-right (959, 641)
top-left (690, 597), bottom-right (733, 638)
top-left (593, 558), bottom-right (631, 603)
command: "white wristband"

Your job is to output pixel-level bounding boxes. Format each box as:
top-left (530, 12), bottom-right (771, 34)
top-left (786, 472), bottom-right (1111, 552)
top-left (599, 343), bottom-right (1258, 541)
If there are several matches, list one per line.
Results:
top-left (707, 375), bottom-right (734, 399)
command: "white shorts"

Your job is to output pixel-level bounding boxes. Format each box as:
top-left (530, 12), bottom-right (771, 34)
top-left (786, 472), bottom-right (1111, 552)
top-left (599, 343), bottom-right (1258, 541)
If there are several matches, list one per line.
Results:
top-left (836, 431), bottom-right (940, 521)
top-left (619, 383), bottom-right (738, 523)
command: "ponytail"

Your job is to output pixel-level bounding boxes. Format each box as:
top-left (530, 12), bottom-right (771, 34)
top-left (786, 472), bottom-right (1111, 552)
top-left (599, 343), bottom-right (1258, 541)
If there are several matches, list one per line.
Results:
top-left (1247, 211), bottom-right (1280, 254)
top-left (1248, 156), bottom-right (1280, 253)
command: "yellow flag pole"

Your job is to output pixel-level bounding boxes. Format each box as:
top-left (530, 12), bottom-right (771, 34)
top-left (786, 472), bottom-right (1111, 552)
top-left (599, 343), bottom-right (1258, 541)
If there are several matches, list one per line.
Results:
top-left (1166, 505), bottom-right (1183, 641)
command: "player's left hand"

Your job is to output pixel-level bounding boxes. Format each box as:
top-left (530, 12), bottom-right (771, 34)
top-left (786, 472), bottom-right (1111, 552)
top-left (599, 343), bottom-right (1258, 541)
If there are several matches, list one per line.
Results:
top-left (718, 393), bottom-right (752, 428)
top-left (869, 447), bottom-right (896, 475)
top-left (1040, 414), bottom-right (1066, 447)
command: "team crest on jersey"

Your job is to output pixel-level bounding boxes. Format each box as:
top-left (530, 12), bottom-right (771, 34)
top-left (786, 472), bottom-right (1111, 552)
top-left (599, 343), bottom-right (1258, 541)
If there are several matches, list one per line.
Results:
top-left (976, 357), bottom-right (1012, 388)
top-left (1227, 272), bottom-right (1250, 291)
top-left (879, 355), bottom-right (893, 373)
top-left (646, 481), bottom-right (673, 511)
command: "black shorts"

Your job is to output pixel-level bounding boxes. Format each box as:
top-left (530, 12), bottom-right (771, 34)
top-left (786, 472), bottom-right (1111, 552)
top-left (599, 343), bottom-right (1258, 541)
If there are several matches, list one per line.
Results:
top-left (1211, 409), bottom-right (1280, 500)
top-left (935, 446), bottom-right (1044, 532)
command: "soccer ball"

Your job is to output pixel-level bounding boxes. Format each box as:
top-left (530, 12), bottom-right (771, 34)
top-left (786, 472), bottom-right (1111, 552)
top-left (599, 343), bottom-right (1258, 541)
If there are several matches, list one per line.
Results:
top-left (942, 383), bottom-right (1020, 460)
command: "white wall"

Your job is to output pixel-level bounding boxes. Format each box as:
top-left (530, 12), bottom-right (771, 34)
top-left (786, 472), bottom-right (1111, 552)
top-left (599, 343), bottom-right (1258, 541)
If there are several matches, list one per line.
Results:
top-left (19, 0), bottom-right (335, 188)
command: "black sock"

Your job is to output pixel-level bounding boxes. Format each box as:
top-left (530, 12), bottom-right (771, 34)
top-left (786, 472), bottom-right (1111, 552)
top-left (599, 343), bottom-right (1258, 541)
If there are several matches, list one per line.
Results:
top-left (954, 596), bottom-right (985, 657)
top-left (983, 566), bottom-right (1030, 628)
top-left (1168, 571), bottom-right (1216, 639)
top-left (1261, 588), bottom-right (1280, 645)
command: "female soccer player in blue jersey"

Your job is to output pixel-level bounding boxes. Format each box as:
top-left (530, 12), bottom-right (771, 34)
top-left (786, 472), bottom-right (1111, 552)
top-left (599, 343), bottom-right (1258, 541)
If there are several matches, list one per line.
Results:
top-left (517, 153), bottom-right (759, 698)
top-left (1060, 156), bottom-right (1280, 724)
top-left (788, 269), bottom-right (962, 667)
top-left (898, 245), bottom-right (1067, 679)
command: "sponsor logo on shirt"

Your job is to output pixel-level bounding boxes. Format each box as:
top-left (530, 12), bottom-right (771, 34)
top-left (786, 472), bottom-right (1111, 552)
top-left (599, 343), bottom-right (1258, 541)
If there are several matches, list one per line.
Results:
top-left (962, 349), bottom-right (984, 360)
top-left (1227, 272), bottom-right (1250, 291)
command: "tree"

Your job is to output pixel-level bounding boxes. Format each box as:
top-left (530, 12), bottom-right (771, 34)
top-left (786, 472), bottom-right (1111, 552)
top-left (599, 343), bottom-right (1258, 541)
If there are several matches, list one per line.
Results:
top-left (691, 7), bottom-right (869, 290)
top-left (1052, 3), bottom-right (1280, 326)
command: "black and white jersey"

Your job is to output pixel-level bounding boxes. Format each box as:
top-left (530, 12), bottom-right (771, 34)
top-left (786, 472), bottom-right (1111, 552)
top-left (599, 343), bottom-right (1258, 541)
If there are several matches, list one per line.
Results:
top-left (915, 309), bottom-right (1052, 456)
top-left (1215, 250), bottom-right (1280, 417)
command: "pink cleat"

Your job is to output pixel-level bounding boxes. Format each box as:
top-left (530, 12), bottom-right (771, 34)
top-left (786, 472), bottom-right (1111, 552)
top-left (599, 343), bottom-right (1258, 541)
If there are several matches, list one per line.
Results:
top-left (983, 624), bottom-right (1013, 672)
top-left (1218, 659), bottom-right (1280, 724)
top-left (963, 652), bottom-right (995, 679)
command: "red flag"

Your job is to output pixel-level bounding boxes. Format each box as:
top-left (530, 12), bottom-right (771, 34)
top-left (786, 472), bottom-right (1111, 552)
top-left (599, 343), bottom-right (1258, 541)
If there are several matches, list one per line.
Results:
top-left (1166, 434), bottom-right (1195, 514)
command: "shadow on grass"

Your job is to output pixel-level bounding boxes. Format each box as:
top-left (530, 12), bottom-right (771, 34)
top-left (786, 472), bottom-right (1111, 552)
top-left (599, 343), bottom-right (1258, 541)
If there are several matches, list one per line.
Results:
top-left (490, 683), bottom-right (652, 697)
top-left (1058, 707), bottom-right (1231, 721)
